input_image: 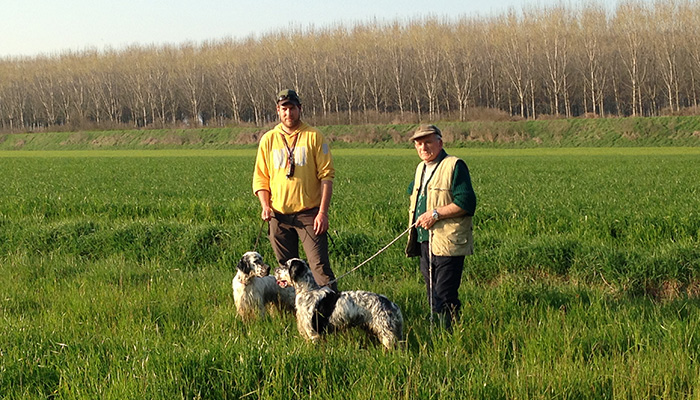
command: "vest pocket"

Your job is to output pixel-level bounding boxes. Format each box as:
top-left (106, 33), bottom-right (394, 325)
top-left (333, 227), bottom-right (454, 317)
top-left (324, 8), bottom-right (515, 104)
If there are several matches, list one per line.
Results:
top-left (446, 234), bottom-right (469, 246)
top-left (428, 187), bottom-right (453, 206)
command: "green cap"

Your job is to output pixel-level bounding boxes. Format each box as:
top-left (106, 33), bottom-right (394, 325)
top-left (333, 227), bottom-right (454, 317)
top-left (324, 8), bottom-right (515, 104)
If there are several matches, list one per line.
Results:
top-left (277, 89), bottom-right (301, 106)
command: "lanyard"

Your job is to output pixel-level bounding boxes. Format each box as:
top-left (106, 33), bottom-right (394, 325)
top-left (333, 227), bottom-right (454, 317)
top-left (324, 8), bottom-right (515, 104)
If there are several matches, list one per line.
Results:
top-left (414, 158), bottom-right (443, 224)
top-left (280, 132), bottom-right (300, 162)
top-left (280, 132), bottom-right (300, 178)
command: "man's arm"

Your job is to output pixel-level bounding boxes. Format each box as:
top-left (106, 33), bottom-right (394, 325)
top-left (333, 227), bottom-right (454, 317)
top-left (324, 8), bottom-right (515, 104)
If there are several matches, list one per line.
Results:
top-left (256, 190), bottom-right (273, 221)
top-left (314, 180), bottom-right (333, 234)
top-left (415, 202), bottom-right (466, 230)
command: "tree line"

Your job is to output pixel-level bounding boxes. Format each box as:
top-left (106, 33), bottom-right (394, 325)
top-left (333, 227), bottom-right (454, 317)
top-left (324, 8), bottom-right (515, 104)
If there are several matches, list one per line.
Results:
top-left (1, 0), bottom-right (699, 132)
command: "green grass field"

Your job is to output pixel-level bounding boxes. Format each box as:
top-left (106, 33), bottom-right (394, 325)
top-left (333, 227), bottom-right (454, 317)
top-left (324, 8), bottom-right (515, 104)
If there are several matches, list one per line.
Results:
top-left (1, 147), bottom-right (699, 399)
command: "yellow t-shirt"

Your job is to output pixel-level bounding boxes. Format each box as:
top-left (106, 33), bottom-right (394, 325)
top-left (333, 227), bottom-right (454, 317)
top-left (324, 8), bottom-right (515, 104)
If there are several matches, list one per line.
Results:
top-left (252, 122), bottom-right (334, 214)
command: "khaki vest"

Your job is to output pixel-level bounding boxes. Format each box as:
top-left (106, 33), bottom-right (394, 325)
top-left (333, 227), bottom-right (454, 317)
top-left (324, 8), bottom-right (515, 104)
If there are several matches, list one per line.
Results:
top-left (405, 156), bottom-right (474, 257)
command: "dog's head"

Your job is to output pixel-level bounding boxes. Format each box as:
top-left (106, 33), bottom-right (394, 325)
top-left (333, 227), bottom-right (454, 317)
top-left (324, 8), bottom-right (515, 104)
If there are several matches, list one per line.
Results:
top-left (236, 251), bottom-right (270, 278)
top-left (274, 258), bottom-right (311, 289)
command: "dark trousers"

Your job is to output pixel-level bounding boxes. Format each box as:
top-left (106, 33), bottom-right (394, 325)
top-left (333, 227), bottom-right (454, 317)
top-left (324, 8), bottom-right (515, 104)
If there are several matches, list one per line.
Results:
top-left (419, 242), bottom-right (464, 323)
top-left (269, 207), bottom-right (336, 290)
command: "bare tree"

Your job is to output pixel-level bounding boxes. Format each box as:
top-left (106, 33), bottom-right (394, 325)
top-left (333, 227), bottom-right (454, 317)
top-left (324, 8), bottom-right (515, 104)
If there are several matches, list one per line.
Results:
top-left (148, 52), bottom-right (174, 127)
top-left (537, 6), bottom-right (573, 116)
top-left (329, 27), bottom-right (362, 123)
top-left (498, 11), bottom-right (532, 118)
top-left (385, 22), bottom-right (408, 117)
top-left (356, 23), bottom-right (388, 118)
top-left (216, 46), bottom-right (244, 124)
top-left (102, 60), bottom-right (125, 124)
top-left (480, 20), bottom-right (505, 111)
top-left (683, 0), bottom-right (700, 108)
top-left (653, 0), bottom-right (684, 112)
top-left (410, 18), bottom-right (445, 120)
top-left (443, 19), bottom-right (479, 120)
top-left (32, 60), bottom-right (59, 127)
top-left (0, 61), bottom-right (28, 130)
top-left (123, 53), bottom-right (151, 127)
top-left (613, 1), bottom-right (652, 116)
top-left (176, 45), bottom-right (206, 126)
top-left (309, 29), bottom-right (334, 120)
top-left (576, 3), bottom-right (609, 116)
top-left (240, 51), bottom-right (267, 126)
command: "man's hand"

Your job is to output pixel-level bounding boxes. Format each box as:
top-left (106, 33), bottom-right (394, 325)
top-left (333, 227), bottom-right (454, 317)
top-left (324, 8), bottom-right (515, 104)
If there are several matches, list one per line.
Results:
top-left (415, 203), bottom-right (467, 230)
top-left (261, 206), bottom-right (273, 222)
top-left (415, 211), bottom-right (437, 230)
top-left (314, 212), bottom-right (329, 235)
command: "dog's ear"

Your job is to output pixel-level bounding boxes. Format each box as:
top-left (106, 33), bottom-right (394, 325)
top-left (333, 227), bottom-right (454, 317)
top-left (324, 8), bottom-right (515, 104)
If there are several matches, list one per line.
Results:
top-left (289, 259), bottom-right (306, 282)
top-left (236, 258), bottom-right (249, 273)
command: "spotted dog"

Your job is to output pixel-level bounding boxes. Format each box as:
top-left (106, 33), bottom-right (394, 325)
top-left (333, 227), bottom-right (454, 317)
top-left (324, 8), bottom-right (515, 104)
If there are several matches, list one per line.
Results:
top-left (232, 251), bottom-right (295, 321)
top-left (275, 258), bottom-right (403, 350)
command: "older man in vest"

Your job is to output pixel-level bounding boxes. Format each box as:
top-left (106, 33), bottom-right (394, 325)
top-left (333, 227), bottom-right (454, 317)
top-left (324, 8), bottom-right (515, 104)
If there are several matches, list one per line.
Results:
top-left (406, 124), bottom-right (477, 330)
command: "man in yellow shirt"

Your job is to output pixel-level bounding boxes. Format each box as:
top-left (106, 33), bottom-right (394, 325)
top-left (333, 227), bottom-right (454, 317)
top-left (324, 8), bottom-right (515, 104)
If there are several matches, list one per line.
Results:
top-left (253, 89), bottom-right (337, 290)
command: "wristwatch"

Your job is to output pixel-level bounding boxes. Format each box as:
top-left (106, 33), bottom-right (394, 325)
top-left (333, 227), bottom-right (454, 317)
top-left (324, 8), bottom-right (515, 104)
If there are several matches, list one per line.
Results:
top-left (432, 209), bottom-right (440, 221)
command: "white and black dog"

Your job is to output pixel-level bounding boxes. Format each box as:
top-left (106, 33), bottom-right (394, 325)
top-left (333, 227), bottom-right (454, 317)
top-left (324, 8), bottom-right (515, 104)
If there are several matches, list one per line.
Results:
top-left (232, 251), bottom-right (295, 321)
top-left (275, 258), bottom-right (403, 350)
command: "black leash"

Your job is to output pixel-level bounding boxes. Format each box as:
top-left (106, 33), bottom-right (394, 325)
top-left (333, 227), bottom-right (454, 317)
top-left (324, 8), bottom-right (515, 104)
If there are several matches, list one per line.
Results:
top-left (253, 219), bottom-right (266, 252)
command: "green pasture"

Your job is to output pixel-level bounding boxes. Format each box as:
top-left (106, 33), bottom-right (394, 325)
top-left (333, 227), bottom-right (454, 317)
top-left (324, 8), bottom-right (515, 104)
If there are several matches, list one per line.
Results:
top-left (1, 147), bottom-right (699, 399)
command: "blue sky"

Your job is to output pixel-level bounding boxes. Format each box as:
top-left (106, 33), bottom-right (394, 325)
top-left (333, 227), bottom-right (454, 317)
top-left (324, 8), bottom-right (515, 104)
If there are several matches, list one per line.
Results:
top-left (2, 0), bottom-right (604, 58)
